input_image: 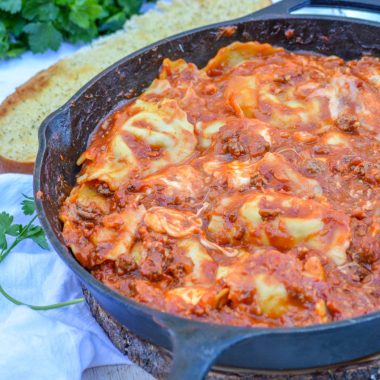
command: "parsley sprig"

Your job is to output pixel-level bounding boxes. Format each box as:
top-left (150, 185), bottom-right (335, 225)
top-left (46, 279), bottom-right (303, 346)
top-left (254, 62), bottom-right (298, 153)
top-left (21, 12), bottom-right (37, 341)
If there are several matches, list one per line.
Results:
top-left (0, 0), bottom-right (154, 59)
top-left (0, 194), bottom-right (84, 310)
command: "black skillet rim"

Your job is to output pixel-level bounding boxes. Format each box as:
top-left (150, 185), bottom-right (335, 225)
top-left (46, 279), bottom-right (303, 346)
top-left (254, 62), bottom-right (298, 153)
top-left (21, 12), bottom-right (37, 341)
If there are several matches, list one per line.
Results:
top-left (34, 11), bottom-right (380, 344)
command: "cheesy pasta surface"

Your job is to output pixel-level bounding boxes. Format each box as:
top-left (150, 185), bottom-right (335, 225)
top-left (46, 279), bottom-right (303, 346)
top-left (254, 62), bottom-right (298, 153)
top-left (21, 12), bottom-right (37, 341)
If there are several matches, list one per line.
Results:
top-left (60, 42), bottom-right (380, 327)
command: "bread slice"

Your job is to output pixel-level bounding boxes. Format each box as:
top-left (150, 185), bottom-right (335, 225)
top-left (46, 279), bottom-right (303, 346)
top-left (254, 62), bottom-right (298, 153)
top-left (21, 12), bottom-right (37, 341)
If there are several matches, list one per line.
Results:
top-left (0, 0), bottom-right (271, 164)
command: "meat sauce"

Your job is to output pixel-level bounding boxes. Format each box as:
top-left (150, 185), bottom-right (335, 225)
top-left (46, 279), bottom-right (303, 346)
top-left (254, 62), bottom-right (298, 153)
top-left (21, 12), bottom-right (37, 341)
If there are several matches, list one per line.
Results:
top-left (60, 42), bottom-right (380, 327)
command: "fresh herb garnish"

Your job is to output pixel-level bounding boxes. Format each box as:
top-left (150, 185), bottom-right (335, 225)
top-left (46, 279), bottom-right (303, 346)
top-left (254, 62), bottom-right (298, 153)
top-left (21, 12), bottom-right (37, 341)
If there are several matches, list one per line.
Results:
top-left (0, 0), bottom-right (154, 59)
top-left (0, 194), bottom-right (84, 309)
top-left (21, 193), bottom-right (35, 215)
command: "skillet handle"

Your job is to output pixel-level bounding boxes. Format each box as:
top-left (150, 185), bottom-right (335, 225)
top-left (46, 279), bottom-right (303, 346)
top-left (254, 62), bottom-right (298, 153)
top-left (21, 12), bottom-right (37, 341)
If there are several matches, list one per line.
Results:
top-left (247, 0), bottom-right (380, 19)
top-left (157, 315), bottom-right (265, 380)
top-left (308, 0), bottom-right (380, 12)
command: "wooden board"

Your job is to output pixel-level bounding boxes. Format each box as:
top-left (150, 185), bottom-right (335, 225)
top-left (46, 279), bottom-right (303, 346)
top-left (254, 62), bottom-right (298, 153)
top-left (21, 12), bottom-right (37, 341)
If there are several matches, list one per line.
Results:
top-left (83, 288), bottom-right (380, 379)
top-left (83, 364), bottom-right (154, 380)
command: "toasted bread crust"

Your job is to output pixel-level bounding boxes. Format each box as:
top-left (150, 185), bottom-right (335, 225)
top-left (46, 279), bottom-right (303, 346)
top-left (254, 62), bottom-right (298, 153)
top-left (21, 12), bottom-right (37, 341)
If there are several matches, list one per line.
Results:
top-left (0, 155), bottom-right (34, 173)
top-left (0, 67), bottom-right (54, 118)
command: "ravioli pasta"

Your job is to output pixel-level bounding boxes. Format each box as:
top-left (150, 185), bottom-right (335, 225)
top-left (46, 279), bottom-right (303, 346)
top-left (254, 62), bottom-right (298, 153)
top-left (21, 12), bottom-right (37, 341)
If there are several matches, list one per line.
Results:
top-left (60, 42), bottom-right (380, 327)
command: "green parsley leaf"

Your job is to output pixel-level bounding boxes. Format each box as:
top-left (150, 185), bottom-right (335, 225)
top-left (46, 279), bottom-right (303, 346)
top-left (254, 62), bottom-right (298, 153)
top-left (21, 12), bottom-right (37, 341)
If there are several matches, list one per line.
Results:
top-left (0, 20), bottom-right (6, 33)
top-left (98, 11), bottom-right (125, 33)
top-left (0, 212), bottom-right (13, 250)
top-left (21, 224), bottom-right (49, 249)
top-left (0, 234), bottom-right (6, 250)
top-left (0, 0), bottom-right (22, 14)
top-left (0, 195), bottom-right (84, 310)
top-left (23, 22), bottom-right (62, 53)
top-left (0, 196), bottom-right (83, 311)
top-left (65, 22), bottom-right (97, 43)
top-left (10, 18), bottom-right (27, 37)
top-left (69, 10), bottom-right (91, 29)
top-left (6, 45), bottom-right (27, 58)
top-left (0, 20), bottom-right (10, 58)
top-left (0, 212), bottom-right (14, 234)
top-left (0, 0), bottom-right (150, 59)
top-left (0, 37), bottom-right (9, 58)
top-left (21, 194), bottom-right (35, 215)
top-left (22, 1), bottom-right (60, 22)
top-left (55, 0), bottom-right (72, 6)
top-left (23, 224), bottom-right (43, 237)
top-left (117, 0), bottom-right (142, 15)
top-left (0, 284), bottom-right (84, 310)
top-left (30, 229), bottom-right (49, 250)
top-left (6, 224), bottom-right (22, 237)
top-left (69, 0), bottom-right (103, 29)
top-left (0, 212), bottom-right (21, 238)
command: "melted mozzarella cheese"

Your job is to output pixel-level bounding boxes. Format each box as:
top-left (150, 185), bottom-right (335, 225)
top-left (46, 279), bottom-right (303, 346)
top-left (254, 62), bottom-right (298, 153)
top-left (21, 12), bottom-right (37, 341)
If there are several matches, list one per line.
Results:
top-left (321, 132), bottom-right (351, 148)
top-left (159, 58), bottom-right (193, 79)
top-left (131, 242), bottom-right (145, 265)
top-left (195, 120), bottom-right (225, 148)
top-left (78, 99), bottom-right (196, 190)
top-left (204, 41), bottom-right (283, 75)
top-left (77, 135), bottom-right (138, 189)
top-left (142, 79), bottom-right (173, 96)
top-left (225, 76), bottom-right (258, 117)
top-left (177, 238), bottom-right (215, 285)
top-left (166, 286), bottom-right (229, 309)
top-left (103, 205), bottom-right (146, 261)
top-left (282, 217), bottom-right (325, 241)
top-left (139, 165), bottom-right (205, 201)
top-left (254, 273), bottom-right (288, 317)
top-left (74, 184), bottom-right (111, 216)
top-left (208, 191), bottom-right (350, 265)
top-left (144, 207), bottom-right (201, 238)
top-left (167, 286), bottom-right (208, 306)
top-left (122, 99), bottom-right (197, 174)
top-left (256, 152), bottom-right (323, 196)
top-left (312, 72), bottom-right (380, 137)
top-left (203, 152), bottom-right (322, 196)
top-left (203, 159), bottom-right (255, 190)
top-left (215, 250), bottom-right (291, 318)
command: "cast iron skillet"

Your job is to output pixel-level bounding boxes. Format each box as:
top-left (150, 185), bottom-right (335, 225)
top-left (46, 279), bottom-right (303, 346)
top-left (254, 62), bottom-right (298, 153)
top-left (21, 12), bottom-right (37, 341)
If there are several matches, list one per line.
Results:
top-left (34, 1), bottom-right (380, 379)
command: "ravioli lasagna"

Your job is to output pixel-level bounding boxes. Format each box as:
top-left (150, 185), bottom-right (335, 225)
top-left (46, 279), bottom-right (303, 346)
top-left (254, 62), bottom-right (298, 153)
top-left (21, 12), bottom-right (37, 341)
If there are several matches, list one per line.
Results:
top-left (60, 42), bottom-right (380, 327)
